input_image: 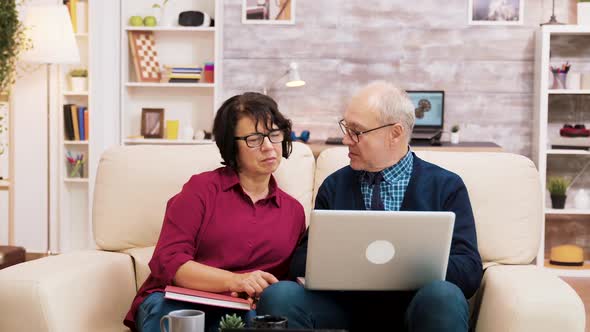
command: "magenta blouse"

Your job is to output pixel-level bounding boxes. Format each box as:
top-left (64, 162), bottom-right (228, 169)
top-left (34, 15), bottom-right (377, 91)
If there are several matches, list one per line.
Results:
top-left (124, 166), bottom-right (306, 330)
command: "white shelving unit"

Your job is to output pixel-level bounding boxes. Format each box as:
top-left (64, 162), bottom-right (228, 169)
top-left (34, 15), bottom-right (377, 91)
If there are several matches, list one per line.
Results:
top-left (120, 0), bottom-right (222, 145)
top-left (58, 0), bottom-right (93, 252)
top-left (533, 25), bottom-right (590, 277)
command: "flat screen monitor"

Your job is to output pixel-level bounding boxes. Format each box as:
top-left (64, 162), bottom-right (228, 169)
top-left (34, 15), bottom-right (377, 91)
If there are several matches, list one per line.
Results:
top-left (406, 91), bottom-right (445, 131)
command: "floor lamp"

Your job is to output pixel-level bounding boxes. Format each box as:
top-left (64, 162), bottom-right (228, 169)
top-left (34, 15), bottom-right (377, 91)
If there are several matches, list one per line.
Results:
top-left (263, 62), bottom-right (306, 95)
top-left (21, 5), bottom-right (80, 255)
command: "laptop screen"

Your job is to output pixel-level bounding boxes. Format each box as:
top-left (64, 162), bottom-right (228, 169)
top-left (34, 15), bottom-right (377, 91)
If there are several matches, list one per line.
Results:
top-left (406, 91), bottom-right (445, 131)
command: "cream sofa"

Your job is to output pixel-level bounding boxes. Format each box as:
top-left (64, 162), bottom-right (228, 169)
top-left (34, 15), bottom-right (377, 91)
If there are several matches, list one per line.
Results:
top-left (0, 142), bottom-right (584, 332)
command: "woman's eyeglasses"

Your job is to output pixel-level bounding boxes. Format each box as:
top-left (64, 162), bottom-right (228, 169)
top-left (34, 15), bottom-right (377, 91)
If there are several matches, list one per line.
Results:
top-left (235, 129), bottom-right (285, 148)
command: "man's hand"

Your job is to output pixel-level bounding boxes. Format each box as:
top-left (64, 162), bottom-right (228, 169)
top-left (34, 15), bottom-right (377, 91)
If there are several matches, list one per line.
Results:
top-left (228, 270), bottom-right (279, 309)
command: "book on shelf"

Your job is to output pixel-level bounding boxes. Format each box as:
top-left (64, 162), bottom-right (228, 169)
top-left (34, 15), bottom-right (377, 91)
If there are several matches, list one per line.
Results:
top-left (63, 104), bottom-right (89, 141)
top-left (164, 285), bottom-right (250, 311)
top-left (64, 0), bottom-right (78, 33)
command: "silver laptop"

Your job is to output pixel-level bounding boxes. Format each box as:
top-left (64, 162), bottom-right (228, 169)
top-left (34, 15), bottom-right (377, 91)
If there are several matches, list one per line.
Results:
top-left (302, 210), bottom-right (455, 291)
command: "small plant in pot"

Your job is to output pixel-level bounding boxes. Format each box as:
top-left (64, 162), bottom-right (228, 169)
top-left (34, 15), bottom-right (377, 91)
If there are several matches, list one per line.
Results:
top-left (218, 313), bottom-right (245, 331)
top-left (69, 68), bottom-right (88, 92)
top-left (450, 124), bottom-right (460, 144)
top-left (547, 176), bottom-right (570, 209)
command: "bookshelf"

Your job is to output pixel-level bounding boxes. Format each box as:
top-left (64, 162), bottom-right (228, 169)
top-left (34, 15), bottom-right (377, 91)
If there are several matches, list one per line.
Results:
top-left (533, 25), bottom-right (590, 277)
top-left (120, 0), bottom-right (222, 145)
top-left (58, 0), bottom-right (93, 251)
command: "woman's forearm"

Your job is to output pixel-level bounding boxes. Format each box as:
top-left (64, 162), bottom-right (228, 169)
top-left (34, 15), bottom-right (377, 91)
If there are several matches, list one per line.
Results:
top-left (173, 260), bottom-right (238, 292)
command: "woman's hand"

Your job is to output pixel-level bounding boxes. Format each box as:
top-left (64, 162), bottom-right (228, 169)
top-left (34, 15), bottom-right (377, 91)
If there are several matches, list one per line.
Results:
top-left (228, 270), bottom-right (278, 308)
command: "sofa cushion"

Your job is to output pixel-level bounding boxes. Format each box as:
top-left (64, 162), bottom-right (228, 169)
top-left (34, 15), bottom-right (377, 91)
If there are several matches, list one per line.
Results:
top-left (93, 142), bottom-right (315, 251)
top-left (314, 148), bottom-right (542, 265)
top-left (123, 246), bottom-right (155, 290)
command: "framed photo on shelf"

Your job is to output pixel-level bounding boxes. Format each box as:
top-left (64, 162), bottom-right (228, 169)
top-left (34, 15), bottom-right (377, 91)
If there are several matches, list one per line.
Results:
top-left (468, 0), bottom-right (523, 25)
top-left (141, 108), bottom-right (165, 139)
top-left (242, 0), bottom-right (295, 25)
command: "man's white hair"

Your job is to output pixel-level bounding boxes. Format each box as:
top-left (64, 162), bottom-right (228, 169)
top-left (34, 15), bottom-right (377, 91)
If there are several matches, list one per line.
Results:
top-left (362, 81), bottom-right (416, 143)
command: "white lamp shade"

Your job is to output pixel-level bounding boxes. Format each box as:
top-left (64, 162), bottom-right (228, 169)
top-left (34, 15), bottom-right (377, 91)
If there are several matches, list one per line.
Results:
top-left (285, 62), bottom-right (305, 88)
top-left (21, 5), bottom-right (80, 64)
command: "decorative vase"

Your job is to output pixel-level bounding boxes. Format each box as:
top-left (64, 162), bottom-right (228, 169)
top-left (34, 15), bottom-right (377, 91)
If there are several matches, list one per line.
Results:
top-left (159, 5), bottom-right (176, 26)
top-left (152, 7), bottom-right (162, 25)
top-left (70, 77), bottom-right (87, 92)
top-left (551, 72), bottom-right (567, 89)
top-left (450, 132), bottom-right (460, 144)
top-left (574, 189), bottom-right (590, 209)
top-left (181, 126), bottom-right (194, 140)
top-left (551, 194), bottom-right (566, 209)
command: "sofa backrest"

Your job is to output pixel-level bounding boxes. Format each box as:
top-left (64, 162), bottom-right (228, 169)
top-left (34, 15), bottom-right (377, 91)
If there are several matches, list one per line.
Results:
top-left (313, 147), bottom-right (543, 265)
top-left (93, 142), bottom-right (315, 251)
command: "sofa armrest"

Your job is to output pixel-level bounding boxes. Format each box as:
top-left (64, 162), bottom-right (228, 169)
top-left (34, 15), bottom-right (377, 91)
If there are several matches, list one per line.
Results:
top-left (0, 250), bottom-right (136, 332)
top-left (474, 265), bottom-right (585, 332)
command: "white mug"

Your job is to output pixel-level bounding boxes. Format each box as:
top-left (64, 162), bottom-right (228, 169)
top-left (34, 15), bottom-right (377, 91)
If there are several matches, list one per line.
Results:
top-left (160, 309), bottom-right (205, 332)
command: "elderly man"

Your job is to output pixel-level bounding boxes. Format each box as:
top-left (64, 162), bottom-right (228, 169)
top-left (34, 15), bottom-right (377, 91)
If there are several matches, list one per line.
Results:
top-left (256, 81), bottom-right (482, 332)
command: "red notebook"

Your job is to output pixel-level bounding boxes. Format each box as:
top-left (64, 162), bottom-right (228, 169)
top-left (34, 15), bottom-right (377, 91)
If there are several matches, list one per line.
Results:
top-left (164, 286), bottom-right (250, 311)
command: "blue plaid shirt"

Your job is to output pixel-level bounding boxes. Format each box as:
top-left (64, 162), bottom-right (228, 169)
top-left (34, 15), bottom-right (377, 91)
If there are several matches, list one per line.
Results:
top-left (361, 150), bottom-right (413, 211)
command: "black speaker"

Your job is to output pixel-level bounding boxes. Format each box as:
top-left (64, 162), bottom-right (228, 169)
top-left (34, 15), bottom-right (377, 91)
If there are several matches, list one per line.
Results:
top-left (178, 11), bottom-right (212, 27)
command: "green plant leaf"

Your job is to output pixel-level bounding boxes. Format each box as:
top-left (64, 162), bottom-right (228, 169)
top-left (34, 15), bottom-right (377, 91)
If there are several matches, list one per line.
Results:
top-left (0, 0), bottom-right (33, 93)
top-left (69, 68), bottom-right (88, 77)
top-left (547, 176), bottom-right (570, 195)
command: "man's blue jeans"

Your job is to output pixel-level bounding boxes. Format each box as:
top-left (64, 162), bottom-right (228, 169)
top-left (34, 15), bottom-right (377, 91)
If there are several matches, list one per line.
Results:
top-left (257, 280), bottom-right (469, 331)
top-left (136, 292), bottom-right (256, 332)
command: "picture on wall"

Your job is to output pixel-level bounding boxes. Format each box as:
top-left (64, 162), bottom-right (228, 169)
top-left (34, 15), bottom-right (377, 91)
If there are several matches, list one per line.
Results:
top-left (242, 0), bottom-right (295, 24)
top-left (141, 108), bottom-right (164, 139)
top-left (468, 0), bottom-right (523, 25)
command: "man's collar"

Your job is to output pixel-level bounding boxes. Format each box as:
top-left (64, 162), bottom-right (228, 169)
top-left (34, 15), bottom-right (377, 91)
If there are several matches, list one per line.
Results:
top-left (360, 149), bottom-right (413, 183)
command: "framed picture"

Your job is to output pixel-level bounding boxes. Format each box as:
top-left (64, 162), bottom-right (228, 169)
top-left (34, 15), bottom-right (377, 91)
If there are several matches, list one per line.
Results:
top-left (128, 31), bottom-right (161, 82)
top-left (141, 108), bottom-right (164, 139)
top-left (468, 0), bottom-right (523, 25)
top-left (242, 0), bottom-right (295, 25)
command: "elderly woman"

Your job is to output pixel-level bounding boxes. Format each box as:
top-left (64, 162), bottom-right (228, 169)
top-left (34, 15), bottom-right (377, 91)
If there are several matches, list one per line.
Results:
top-left (124, 92), bottom-right (306, 332)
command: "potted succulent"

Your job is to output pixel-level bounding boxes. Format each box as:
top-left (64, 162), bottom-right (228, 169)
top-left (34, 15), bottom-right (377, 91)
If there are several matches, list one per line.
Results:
top-left (579, 0), bottom-right (590, 25)
top-left (450, 124), bottom-right (460, 144)
top-left (547, 176), bottom-right (570, 209)
top-left (218, 313), bottom-right (245, 331)
top-left (69, 68), bottom-right (88, 92)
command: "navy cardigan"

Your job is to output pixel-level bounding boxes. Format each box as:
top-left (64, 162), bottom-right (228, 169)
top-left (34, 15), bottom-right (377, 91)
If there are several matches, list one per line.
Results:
top-left (289, 153), bottom-right (483, 299)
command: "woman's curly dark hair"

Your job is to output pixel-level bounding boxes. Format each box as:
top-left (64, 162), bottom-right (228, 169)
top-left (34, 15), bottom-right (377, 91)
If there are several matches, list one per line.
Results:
top-left (212, 92), bottom-right (293, 170)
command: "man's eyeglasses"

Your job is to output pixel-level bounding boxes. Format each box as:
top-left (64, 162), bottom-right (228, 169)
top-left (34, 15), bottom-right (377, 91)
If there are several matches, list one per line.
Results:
top-left (235, 129), bottom-right (285, 148)
top-left (338, 119), bottom-right (397, 143)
